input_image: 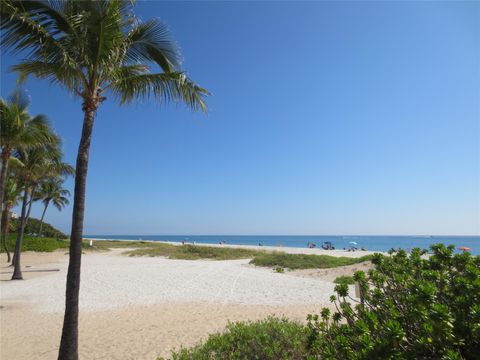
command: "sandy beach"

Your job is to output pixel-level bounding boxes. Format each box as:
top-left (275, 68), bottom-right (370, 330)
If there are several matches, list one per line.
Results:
top-left (0, 246), bottom-right (368, 359)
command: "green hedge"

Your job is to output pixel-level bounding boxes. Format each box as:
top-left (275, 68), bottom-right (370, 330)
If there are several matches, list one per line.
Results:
top-left (167, 317), bottom-right (309, 360)
top-left (1, 234), bottom-right (69, 252)
top-left (8, 217), bottom-right (68, 239)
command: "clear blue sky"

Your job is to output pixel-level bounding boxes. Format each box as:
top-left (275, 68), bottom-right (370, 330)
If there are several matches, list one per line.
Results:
top-left (1, 1), bottom-right (479, 235)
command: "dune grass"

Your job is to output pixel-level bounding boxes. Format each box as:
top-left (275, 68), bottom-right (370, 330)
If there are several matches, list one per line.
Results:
top-left (125, 243), bottom-right (261, 260)
top-left (120, 240), bottom-right (373, 268)
top-left (250, 252), bottom-right (373, 270)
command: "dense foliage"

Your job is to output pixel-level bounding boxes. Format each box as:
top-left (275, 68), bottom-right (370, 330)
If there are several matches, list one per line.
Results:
top-left (308, 244), bottom-right (480, 359)
top-left (1, 234), bottom-right (68, 252)
top-left (167, 317), bottom-right (309, 360)
top-left (9, 217), bottom-right (67, 239)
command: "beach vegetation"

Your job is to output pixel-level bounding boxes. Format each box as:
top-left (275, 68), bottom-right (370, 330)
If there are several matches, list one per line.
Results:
top-left (333, 275), bottom-right (355, 285)
top-left (125, 243), bottom-right (260, 260)
top-left (9, 217), bottom-right (68, 239)
top-left (307, 244), bottom-right (480, 359)
top-left (1, 0), bottom-right (208, 355)
top-left (275, 266), bottom-right (285, 273)
top-left (1, 233), bottom-right (69, 253)
top-left (250, 252), bottom-right (373, 270)
top-left (123, 242), bottom-right (374, 268)
top-left (167, 317), bottom-right (309, 360)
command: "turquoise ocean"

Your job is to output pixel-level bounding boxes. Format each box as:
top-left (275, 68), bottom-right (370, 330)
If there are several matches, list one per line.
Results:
top-left (85, 235), bottom-right (480, 255)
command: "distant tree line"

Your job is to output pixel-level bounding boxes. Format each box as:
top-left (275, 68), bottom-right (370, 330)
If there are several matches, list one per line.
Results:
top-left (9, 217), bottom-right (68, 239)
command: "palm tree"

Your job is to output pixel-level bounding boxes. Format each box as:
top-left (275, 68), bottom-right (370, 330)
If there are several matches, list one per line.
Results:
top-left (11, 139), bottom-right (73, 279)
top-left (0, 89), bottom-right (55, 241)
top-left (1, 1), bottom-right (208, 358)
top-left (37, 178), bottom-right (70, 237)
top-left (1, 177), bottom-right (21, 262)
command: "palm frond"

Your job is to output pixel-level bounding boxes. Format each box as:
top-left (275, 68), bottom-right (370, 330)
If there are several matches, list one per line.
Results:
top-left (108, 71), bottom-right (209, 112)
top-left (7, 88), bottom-right (30, 111)
top-left (123, 18), bottom-right (181, 72)
top-left (12, 60), bottom-right (83, 93)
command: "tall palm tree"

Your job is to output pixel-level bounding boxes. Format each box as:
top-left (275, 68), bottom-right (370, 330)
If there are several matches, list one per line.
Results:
top-left (11, 139), bottom-right (73, 279)
top-left (0, 89), bottom-right (55, 241)
top-left (1, 1), bottom-right (208, 358)
top-left (1, 177), bottom-right (21, 262)
top-left (37, 178), bottom-right (70, 237)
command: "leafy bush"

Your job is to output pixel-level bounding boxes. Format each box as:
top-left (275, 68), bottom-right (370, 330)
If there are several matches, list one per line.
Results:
top-left (275, 266), bottom-right (285, 273)
top-left (250, 252), bottom-right (373, 270)
top-left (1, 234), bottom-right (69, 252)
top-left (167, 317), bottom-right (309, 360)
top-left (307, 244), bottom-right (480, 360)
top-left (9, 217), bottom-right (68, 239)
top-left (333, 275), bottom-right (355, 285)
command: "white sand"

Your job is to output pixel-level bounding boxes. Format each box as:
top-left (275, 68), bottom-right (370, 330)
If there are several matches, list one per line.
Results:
top-left (0, 248), bottom-right (364, 359)
top-left (1, 249), bottom-right (339, 313)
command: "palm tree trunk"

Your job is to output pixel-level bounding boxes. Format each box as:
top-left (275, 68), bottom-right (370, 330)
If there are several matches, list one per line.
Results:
top-left (38, 201), bottom-right (50, 237)
top-left (2, 205), bottom-right (11, 262)
top-left (58, 105), bottom-right (96, 360)
top-left (0, 150), bottom-right (11, 242)
top-left (24, 185), bottom-right (36, 227)
top-left (11, 187), bottom-right (29, 280)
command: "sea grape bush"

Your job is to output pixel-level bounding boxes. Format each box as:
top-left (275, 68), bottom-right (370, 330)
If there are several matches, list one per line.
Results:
top-left (168, 317), bottom-right (309, 360)
top-left (307, 244), bottom-right (480, 360)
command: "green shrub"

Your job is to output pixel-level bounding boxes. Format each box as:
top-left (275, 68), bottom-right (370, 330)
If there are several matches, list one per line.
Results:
top-left (250, 252), bottom-right (373, 270)
top-left (167, 317), bottom-right (309, 360)
top-left (1, 234), bottom-right (69, 252)
top-left (9, 217), bottom-right (68, 239)
top-left (333, 275), bottom-right (355, 285)
top-left (307, 244), bottom-right (480, 360)
top-left (275, 266), bottom-right (285, 273)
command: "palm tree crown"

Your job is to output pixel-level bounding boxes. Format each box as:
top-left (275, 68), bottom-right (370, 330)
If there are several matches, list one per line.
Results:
top-left (39, 178), bottom-right (71, 211)
top-left (1, 89), bottom-right (54, 153)
top-left (1, 0), bottom-right (209, 111)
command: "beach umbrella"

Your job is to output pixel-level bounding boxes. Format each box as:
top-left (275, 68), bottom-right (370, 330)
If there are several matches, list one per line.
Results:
top-left (458, 246), bottom-right (471, 251)
top-left (349, 241), bottom-right (358, 245)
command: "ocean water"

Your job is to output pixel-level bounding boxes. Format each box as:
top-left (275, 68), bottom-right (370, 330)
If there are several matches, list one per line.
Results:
top-left (84, 235), bottom-right (480, 255)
